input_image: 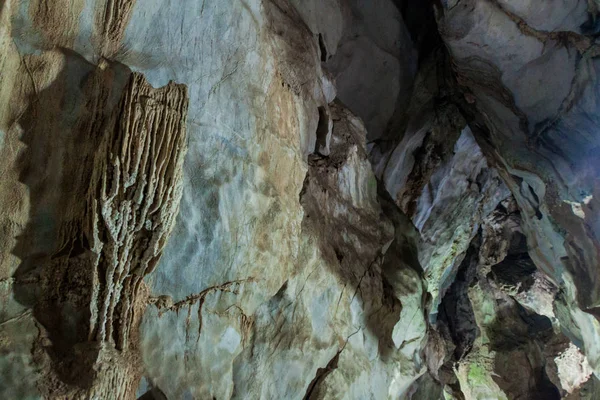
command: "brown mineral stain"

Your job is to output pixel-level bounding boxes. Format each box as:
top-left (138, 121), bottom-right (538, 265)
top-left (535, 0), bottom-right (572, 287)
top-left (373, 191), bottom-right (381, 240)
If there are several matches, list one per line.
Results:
top-left (96, 0), bottom-right (138, 57)
top-left (28, 0), bottom-right (85, 48)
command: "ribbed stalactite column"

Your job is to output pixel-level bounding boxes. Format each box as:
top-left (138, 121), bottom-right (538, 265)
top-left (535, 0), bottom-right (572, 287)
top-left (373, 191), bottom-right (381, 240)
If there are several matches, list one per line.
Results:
top-left (35, 72), bottom-right (189, 399)
top-left (86, 73), bottom-right (188, 351)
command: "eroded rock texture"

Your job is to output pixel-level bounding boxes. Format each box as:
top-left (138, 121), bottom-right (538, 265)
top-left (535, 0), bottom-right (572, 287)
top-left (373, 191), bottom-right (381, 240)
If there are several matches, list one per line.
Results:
top-left (0, 0), bottom-right (599, 399)
top-left (6, 64), bottom-right (188, 398)
top-left (436, 0), bottom-right (600, 392)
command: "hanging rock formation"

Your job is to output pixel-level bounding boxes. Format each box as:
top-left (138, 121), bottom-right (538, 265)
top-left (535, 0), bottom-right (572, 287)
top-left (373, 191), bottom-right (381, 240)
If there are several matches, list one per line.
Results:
top-left (0, 0), bottom-right (599, 399)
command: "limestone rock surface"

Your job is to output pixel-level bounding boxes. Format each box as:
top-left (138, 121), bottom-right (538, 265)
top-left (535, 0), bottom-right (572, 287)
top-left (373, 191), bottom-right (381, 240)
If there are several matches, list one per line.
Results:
top-left (1, 0), bottom-right (599, 399)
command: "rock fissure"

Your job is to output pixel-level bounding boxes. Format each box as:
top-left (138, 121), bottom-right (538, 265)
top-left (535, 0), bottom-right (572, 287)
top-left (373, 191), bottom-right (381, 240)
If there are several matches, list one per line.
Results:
top-left (302, 328), bottom-right (361, 400)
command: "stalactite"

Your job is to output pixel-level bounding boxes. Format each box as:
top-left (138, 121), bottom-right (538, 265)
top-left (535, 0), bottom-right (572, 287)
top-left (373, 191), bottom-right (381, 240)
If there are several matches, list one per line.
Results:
top-left (86, 72), bottom-right (188, 351)
top-left (33, 71), bottom-right (189, 399)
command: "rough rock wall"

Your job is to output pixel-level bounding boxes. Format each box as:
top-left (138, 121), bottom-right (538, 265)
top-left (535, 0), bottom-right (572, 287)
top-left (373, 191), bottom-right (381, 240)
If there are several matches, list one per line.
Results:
top-left (1, 0), bottom-right (599, 399)
top-left (437, 0), bottom-right (600, 378)
top-left (434, 191), bottom-right (600, 399)
top-left (1, 9), bottom-right (190, 393)
top-left (369, 1), bottom-right (600, 397)
top-left (0, 0), bottom-right (432, 398)
top-left (369, 45), bottom-right (510, 322)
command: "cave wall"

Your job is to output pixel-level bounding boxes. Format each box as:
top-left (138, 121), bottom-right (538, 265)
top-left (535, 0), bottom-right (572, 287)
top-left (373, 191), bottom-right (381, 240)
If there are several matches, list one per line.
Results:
top-left (437, 0), bottom-right (600, 377)
top-left (0, 0), bottom-right (599, 399)
top-left (0, 0), bottom-right (429, 398)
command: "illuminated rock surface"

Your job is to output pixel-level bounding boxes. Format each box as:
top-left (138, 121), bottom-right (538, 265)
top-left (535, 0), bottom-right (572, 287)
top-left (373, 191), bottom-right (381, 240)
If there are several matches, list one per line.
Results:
top-left (0, 0), bottom-right (599, 399)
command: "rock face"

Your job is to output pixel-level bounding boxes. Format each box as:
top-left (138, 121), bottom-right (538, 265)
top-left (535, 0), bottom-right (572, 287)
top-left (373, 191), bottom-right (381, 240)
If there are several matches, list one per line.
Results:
top-left (0, 0), bottom-right (599, 399)
top-left (437, 0), bottom-right (600, 384)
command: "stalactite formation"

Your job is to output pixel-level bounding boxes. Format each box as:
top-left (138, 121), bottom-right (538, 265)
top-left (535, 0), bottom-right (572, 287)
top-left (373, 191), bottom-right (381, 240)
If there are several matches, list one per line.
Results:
top-left (23, 72), bottom-right (188, 399)
top-left (87, 72), bottom-right (188, 349)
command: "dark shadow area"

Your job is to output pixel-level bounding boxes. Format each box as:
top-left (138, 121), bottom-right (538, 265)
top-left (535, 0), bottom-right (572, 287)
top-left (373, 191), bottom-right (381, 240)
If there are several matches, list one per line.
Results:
top-left (374, 0), bottom-right (448, 146)
top-left (488, 299), bottom-right (554, 352)
top-left (317, 33), bottom-right (328, 62)
top-left (437, 231), bottom-right (481, 360)
top-left (404, 372), bottom-right (444, 400)
top-left (11, 48), bottom-right (131, 388)
top-left (392, 0), bottom-right (441, 65)
top-left (488, 230), bottom-right (537, 292)
top-left (314, 106), bottom-right (329, 154)
top-left (487, 298), bottom-right (561, 400)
